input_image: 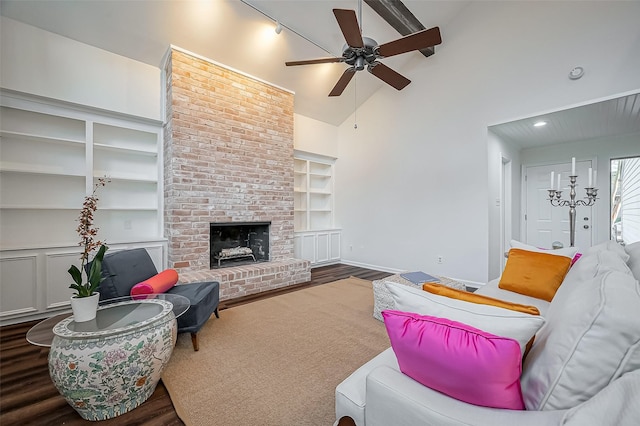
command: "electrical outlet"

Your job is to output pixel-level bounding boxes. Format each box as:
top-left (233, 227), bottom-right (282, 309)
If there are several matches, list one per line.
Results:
top-left (349, 245), bottom-right (353, 252)
top-left (124, 219), bottom-right (132, 230)
top-left (437, 256), bottom-right (444, 264)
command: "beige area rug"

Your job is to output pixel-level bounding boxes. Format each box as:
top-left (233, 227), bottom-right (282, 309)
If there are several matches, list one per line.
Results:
top-left (162, 277), bottom-right (391, 426)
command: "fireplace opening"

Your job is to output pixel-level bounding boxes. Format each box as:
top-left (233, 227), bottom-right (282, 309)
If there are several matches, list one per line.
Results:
top-left (210, 222), bottom-right (270, 269)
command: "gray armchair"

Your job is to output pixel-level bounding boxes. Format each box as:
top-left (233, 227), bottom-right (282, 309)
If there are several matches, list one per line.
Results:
top-left (92, 248), bottom-right (219, 351)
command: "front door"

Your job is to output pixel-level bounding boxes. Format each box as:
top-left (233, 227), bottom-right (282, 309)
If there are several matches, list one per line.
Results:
top-left (524, 160), bottom-right (593, 250)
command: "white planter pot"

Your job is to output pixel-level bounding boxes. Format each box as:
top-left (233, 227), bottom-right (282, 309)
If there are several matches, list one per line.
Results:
top-left (70, 293), bottom-right (100, 322)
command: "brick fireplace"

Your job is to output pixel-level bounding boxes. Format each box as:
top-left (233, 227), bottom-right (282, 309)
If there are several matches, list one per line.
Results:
top-left (163, 47), bottom-right (310, 300)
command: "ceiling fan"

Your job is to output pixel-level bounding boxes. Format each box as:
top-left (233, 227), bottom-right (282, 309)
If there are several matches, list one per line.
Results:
top-left (285, 8), bottom-right (442, 97)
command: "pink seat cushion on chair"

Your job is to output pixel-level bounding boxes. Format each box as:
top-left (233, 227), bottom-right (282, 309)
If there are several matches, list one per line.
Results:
top-left (382, 309), bottom-right (525, 410)
top-left (130, 269), bottom-right (179, 296)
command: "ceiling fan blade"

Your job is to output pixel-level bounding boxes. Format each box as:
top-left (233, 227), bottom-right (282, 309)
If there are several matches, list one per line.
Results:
top-left (333, 9), bottom-right (364, 48)
top-left (285, 57), bottom-right (344, 66)
top-left (376, 27), bottom-right (442, 58)
top-left (368, 63), bottom-right (411, 91)
top-left (329, 68), bottom-right (356, 97)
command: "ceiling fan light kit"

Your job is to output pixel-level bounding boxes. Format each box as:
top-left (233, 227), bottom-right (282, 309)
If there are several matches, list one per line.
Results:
top-left (285, 8), bottom-right (442, 97)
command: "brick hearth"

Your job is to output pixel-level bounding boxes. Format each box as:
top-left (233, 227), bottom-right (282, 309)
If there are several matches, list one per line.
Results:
top-left (163, 47), bottom-right (310, 298)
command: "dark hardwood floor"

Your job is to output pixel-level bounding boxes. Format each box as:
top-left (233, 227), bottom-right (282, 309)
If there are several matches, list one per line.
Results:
top-left (0, 264), bottom-right (391, 425)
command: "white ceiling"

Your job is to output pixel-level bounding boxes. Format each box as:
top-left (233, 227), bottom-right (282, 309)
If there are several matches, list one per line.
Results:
top-left (2, 0), bottom-right (639, 146)
top-left (0, 0), bottom-right (468, 126)
top-left (490, 92), bottom-right (640, 149)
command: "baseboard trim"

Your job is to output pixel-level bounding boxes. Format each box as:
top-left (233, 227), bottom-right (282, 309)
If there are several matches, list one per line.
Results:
top-left (340, 260), bottom-right (485, 288)
top-left (339, 259), bottom-right (403, 274)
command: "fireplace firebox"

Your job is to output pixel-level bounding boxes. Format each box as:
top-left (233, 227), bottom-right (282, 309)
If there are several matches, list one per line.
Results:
top-left (210, 222), bottom-right (270, 269)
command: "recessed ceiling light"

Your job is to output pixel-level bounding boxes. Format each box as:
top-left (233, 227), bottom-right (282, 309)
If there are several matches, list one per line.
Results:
top-left (533, 121), bottom-right (547, 127)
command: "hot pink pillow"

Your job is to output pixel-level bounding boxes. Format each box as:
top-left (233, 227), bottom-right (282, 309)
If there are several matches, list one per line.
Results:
top-left (131, 269), bottom-right (179, 297)
top-left (382, 309), bottom-right (525, 410)
top-left (571, 252), bottom-right (582, 266)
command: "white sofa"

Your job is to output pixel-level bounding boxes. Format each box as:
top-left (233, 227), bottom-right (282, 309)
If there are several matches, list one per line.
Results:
top-left (335, 241), bottom-right (640, 426)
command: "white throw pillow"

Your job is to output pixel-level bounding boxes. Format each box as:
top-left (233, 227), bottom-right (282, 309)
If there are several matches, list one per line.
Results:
top-left (585, 240), bottom-right (630, 262)
top-left (510, 239), bottom-right (578, 259)
top-left (384, 281), bottom-right (545, 355)
top-left (521, 270), bottom-right (640, 410)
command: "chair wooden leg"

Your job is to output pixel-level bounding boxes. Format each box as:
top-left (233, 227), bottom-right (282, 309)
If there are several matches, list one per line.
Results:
top-left (190, 332), bottom-right (199, 351)
top-left (214, 308), bottom-right (219, 318)
top-left (337, 416), bottom-right (356, 426)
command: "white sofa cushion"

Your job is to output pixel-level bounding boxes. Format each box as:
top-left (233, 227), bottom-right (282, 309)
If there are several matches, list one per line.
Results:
top-left (364, 365), bottom-right (567, 426)
top-left (551, 249), bottom-right (633, 309)
top-left (476, 279), bottom-right (550, 316)
top-left (625, 241), bottom-right (640, 280)
top-left (562, 370), bottom-right (640, 426)
top-left (521, 269), bottom-right (640, 410)
top-left (385, 281), bottom-right (545, 355)
top-left (584, 240), bottom-right (630, 262)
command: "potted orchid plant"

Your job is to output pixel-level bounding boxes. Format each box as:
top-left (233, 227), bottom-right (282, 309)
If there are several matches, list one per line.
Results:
top-left (68, 177), bottom-right (110, 321)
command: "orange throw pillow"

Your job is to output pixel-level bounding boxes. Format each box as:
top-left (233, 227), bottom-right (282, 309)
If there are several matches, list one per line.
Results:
top-left (422, 283), bottom-right (541, 358)
top-left (422, 283), bottom-right (540, 316)
top-left (498, 248), bottom-right (571, 302)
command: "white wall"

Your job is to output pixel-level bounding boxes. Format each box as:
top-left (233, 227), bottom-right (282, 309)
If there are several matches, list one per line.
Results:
top-left (293, 113), bottom-right (338, 158)
top-left (334, 1), bottom-right (640, 284)
top-left (521, 131), bottom-right (640, 244)
top-left (487, 130), bottom-right (522, 280)
top-left (0, 17), bottom-right (161, 120)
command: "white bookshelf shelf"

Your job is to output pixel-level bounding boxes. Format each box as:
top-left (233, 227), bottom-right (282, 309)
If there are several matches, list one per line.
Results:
top-left (0, 130), bottom-right (85, 146)
top-left (93, 143), bottom-right (157, 157)
top-left (293, 152), bottom-right (335, 232)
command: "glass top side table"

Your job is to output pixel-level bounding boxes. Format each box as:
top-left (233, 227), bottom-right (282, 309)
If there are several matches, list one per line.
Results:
top-left (26, 293), bottom-right (190, 347)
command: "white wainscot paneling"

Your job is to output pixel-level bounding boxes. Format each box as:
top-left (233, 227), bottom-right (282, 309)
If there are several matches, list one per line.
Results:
top-left (330, 232), bottom-right (341, 261)
top-left (45, 250), bottom-right (82, 309)
top-left (295, 234), bottom-right (317, 263)
top-left (294, 230), bottom-right (341, 266)
top-left (316, 233), bottom-right (330, 263)
top-left (0, 241), bottom-right (167, 325)
top-left (0, 253), bottom-right (38, 318)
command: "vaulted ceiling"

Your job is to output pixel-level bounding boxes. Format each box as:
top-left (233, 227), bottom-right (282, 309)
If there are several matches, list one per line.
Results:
top-left (2, 0), bottom-right (639, 146)
top-left (0, 0), bottom-right (468, 126)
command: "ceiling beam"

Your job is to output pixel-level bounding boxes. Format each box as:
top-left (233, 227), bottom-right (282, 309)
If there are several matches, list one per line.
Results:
top-left (363, 0), bottom-right (435, 58)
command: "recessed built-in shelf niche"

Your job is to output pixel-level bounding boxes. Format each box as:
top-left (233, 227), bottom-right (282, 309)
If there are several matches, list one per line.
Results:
top-left (293, 154), bottom-right (335, 231)
top-left (97, 179), bottom-right (158, 210)
top-left (94, 123), bottom-right (158, 153)
top-left (0, 173), bottom-right (85, 209)
top-left (94, 149), bottom-right (158, 182)
top-left (94, 210), bottom-right (160, 243)
top-left (0, 107), bottom-right (85, 141)
top-left (0, 210), bottom-right (80, 249)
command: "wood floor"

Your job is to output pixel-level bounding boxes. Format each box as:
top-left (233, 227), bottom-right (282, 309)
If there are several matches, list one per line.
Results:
top-left (0, 264), bottom-right (391, 426)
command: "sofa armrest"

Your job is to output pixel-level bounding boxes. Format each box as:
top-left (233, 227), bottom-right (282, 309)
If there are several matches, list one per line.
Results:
top-left (364, 366), bottom-right (567, 426)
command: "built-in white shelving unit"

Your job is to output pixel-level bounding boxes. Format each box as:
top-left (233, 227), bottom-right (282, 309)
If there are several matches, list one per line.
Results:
top-left (0, 90), bottom-right (165, 324)
top-left (293, 151), bottom-right (340, 265)
top-left (294, 154), bottom-right (335, 231)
